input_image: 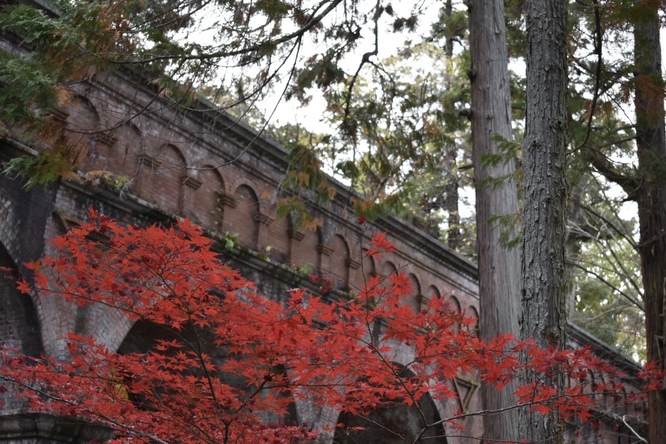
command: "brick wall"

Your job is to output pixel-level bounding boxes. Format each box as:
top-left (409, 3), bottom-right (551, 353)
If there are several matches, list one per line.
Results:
top-left (0, 59), bottom-right (644, 442)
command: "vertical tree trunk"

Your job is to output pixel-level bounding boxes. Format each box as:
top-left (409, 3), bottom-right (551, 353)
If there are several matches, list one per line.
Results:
top-left (519, 0), bottom-right (568, 442)
top-left (467, 1), bottom-right (521, 440)
top-left (443, 0), bottom-right (461, 251)
top-left (633, 3), bottom-right (666, 442)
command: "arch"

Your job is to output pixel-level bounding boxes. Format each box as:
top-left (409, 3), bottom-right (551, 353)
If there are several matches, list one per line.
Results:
top-left (447, 296), bottom-right (461, 313)
top-left (110, 121), bottom-right (143, 175)
top-left (333, 364), bottom-right (447, 444)
top-left (428, 285), bottom-right (441, 301)
top-left (138, 144), bottom-right (187, 214)
top-left (228, 184), bottom-right (260, 249)
top-left (66, 95), bottom-right (100, 170)
top-left (327, 234), bottom-right (350, 290)
top-left (74, 302), bottom-right (133, 353)
top-left (467, 306), bottom-right (479, 337)
top-left (66, 95), bottom-right (100, 133)
top-left (356, 253), bottom-right (376, 287)
top-left (0, 242), bottom-right (43, 356)
top-left (423, 285), bottom-right (440, 313)
top-left (406, 273), bottom-right (422, 313)
top-left (381, 261), bottom-right (397, 278)
top-left (288, 218), bottom-right (320, 273)
top-left (265, 211), bottom-right (290, 263)
top-left (187, 166), bottom-right (225, 229)
top-left (118, 319), bottom-right (298, 424)
top-left (446, 296), bottom-right (462, 332)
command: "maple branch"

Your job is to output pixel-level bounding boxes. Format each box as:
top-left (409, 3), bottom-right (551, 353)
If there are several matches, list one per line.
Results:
top-left (339, 414), bottom-right (407, 441)
top-left (622, 414), bottom-right (647, 443)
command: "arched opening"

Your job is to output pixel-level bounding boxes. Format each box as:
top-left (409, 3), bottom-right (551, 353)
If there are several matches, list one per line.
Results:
top-left (118, 319), bottom-right (298, 425)
top-left (467, 306), bottom-right (479, 337)
top-left (229, 184), bottom-right (260, 249)
top-left (66, 95), bottom-right (100, 171)
top-left (0, 243), bottom-right (42, 355)
top-left (188, 166), bottom-right (225, 229)
top-left (138, 144), bottom-right (187, 214)
top-left (328, 234), bottom-right (350, 290)
top-left (447, 296), bottom-right (462, 332)
top-left (112, 122), bottom-right (143, 176)
top-left (333, 365), bottom-right (447, 443)
top-left (407, 274), bottom-right (422, 313)
top-left (0, 243), bottom-right (43, 413)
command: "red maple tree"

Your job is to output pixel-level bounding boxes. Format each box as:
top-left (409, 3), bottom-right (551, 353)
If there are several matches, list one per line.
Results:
top-left (0, 209), bottom-right (660, 443)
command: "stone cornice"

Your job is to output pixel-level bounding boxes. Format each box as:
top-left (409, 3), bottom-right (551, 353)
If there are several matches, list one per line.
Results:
top-left (218, 192), bottom-right (238, 208)
top-left (346, 258), bottom-right (361, 269)
top-left (316, 244), bottom-right (334, 256)
top-left (137, 154), bottom-right (161, 169)
top-left (182, 175), bottom-right (202, 190)
top-left (92, 132), bottom-right (118, 147)
top-left (254, 212), bottom-right (274, 226)
top-left (288, 229), bottom-right (305, 241)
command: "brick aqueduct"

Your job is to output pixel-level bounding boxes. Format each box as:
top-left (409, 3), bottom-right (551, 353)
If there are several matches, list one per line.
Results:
top-left (0, 44), bottom-right (647, 444)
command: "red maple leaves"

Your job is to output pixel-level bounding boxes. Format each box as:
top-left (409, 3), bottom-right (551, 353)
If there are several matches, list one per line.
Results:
top-left (0, 210), bottom-right (661, 443)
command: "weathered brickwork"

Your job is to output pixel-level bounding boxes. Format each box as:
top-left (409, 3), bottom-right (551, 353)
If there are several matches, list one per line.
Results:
top-left (0, 50), bottom-right (646, 443)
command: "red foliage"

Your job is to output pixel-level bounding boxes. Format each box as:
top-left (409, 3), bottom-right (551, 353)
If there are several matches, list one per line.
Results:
top-left (0, 209), bottom-right (658, 443)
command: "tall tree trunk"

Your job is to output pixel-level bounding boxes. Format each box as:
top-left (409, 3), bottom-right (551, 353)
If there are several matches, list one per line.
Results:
top-left (467, 1), bottom-right (521, 441)
top-left (443, 146), bottom-right (461, 250)
top-left (443, 0), bottom-right (461, 251)
top-left (519, 0), bottom-right (568, 442)
top-left (633, 3), bottom-right (666, 442)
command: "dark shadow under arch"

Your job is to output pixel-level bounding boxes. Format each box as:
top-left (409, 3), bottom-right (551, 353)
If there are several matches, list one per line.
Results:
top-left (0, 242), bottom-right (43, 356)
top-left (118, 319), bottom-right (298, 424)
top-left (333, 365), bottom-right (448, 444)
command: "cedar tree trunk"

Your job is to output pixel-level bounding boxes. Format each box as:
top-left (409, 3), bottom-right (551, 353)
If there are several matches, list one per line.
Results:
top-left (633, 3), bottom-right (666, 442)
top-left (467, 1), bottom-right (521, 440)
top-left (519, 0), bottom-right (568, 442)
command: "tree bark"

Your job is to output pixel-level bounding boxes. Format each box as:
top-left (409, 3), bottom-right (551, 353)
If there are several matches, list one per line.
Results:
top-left (633, 4), bottom-right (666, 442)
top-left (443, 0), bottom-right (461, 251)
top-left (467, 1), bottom-right (521, 441)
top-left (519, 0), bottom-right (568, 442)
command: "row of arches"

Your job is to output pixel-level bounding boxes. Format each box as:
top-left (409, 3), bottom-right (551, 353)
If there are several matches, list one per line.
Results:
top-left (57, 95), bottom-right (480, 319)
top-left (118, 318), bottom-right (448, 444)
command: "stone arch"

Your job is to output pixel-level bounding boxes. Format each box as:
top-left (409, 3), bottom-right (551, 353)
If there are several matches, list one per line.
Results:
top-left (228, 184), bottom-right (260, 249)
top-left (448, 296), bottom-right (462, 332)
top-left (381, 260), bottom-right (397, 279)
top-left (333, 364), bottom-right (448, 444)
top-left (137, 144), bottom-right (187, 215)
top-left (423, 285), bottom-right (441, 313)
top-left (353, 253), bottom-right (376, 291)
top-left (0, 242), bottom-right (42, 356)
top-left (0, 190), bottom-right (75, 360)
top-left (110, 121), bottom-right (143, 175)
top-left (117, 319), bottom-right (298, 423)
top-left (405, 274), bottom-right (422, 313)
top-left (66, 95), bottom-right (101, 170)
top-left (467, 306), bottom-right (479, 336)
top-left (74, 303), bottom-right (133, 353)
top-left (265, 211), bottom-right (290, 263)
top-left (187, 166), bottom-right (225, 230)
top-left (327, 234), bottom-right (350, 290)
top-left (289, 221), bottom-right (320, 274)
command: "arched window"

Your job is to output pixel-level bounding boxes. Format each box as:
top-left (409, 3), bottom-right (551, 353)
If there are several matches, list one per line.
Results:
top-left (327, 234), bottom-right (350, 290)
top-left (231, 184), bottom-right (260, 249)
top-left (188, 166), bottom-right (224, 229)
